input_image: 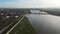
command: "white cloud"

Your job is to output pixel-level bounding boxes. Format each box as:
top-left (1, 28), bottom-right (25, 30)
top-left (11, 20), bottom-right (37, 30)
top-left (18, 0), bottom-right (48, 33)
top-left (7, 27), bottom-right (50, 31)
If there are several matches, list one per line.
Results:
top-left (0, 0), bottom-right (60, 8)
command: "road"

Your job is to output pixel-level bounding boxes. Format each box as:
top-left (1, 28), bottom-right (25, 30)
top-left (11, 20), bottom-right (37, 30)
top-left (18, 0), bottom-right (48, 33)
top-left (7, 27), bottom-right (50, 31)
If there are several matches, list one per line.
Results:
top-left (0, 16), bottom-right (23, 34)
top-left (6, 15), bottom-right (25, 34)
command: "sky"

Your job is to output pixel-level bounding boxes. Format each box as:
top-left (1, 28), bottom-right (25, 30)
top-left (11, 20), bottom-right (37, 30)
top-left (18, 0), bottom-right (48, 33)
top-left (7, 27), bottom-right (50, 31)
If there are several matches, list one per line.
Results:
top-left (0, 0), bottom-right (60, 8)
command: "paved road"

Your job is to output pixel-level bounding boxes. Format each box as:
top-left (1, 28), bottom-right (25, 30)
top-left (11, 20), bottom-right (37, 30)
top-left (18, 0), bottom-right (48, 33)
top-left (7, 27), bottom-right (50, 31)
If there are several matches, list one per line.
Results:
top-left (6, 15), bottom-right (25, 34)
top-left (0, 16), bottom-right (22, 34)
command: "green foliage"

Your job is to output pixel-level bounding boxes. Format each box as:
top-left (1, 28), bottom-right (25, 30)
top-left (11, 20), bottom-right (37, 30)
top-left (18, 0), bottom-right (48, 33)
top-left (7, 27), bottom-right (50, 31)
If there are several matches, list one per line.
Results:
top-left (0, 17), bottom-right (17, 30)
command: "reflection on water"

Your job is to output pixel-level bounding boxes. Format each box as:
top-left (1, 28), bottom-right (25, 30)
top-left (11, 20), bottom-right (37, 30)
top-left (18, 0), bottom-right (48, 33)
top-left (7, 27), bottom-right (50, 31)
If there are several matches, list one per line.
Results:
top-left (26, 14), bottom-right (60, 34)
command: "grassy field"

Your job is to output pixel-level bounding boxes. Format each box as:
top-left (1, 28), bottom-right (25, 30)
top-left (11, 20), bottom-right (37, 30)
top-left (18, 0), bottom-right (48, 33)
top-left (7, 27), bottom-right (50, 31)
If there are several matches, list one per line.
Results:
top-left (0, 17), bottom-right (17, 30)
top-left (9, 17), bottom-right (36, 34)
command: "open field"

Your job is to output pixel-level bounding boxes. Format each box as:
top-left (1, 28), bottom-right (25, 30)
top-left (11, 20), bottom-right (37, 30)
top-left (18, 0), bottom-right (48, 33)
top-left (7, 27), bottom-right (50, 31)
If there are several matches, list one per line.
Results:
top-left (9, 17), bottom-right (36, 34)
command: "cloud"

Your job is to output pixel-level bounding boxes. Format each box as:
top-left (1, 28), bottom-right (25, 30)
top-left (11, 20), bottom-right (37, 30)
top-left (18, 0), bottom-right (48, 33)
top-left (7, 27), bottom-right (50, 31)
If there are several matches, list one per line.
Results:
top-left (0, 0), bottom-right (60, 8)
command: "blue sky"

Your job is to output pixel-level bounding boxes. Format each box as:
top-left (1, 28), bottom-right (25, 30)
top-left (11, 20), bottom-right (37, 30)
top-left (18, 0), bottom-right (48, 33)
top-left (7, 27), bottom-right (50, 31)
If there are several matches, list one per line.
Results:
top-left (0, 0), bottom-right (60, 8)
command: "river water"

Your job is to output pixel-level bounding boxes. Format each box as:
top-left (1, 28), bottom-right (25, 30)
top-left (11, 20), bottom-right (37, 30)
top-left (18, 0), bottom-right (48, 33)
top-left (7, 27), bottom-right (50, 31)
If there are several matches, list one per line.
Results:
top-left (26, 11), bottom-right (60, 34)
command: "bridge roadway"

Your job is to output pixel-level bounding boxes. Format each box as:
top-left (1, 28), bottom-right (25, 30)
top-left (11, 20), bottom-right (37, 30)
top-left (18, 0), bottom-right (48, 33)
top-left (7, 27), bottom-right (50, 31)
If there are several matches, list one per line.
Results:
top-left (28, 13), bottom-right (49, 15)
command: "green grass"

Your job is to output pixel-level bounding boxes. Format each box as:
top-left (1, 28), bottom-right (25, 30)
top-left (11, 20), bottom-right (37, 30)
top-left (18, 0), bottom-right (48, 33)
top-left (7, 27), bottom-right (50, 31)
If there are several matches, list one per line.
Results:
top-left (0, 17), bottom-right (17, 30)
top-left (10, 17), bottom-right (36, 34)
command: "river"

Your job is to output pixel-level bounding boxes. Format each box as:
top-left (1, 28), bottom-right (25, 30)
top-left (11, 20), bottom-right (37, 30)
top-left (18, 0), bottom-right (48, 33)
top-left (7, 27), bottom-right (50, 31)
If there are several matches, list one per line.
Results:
top-left (26, 11), bottom-right (60, 34)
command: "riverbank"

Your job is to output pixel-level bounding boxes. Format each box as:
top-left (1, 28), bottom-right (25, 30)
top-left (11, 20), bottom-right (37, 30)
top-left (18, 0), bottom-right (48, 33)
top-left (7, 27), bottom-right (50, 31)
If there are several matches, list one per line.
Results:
top-left (9, 17), bottom-right (36, 34)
